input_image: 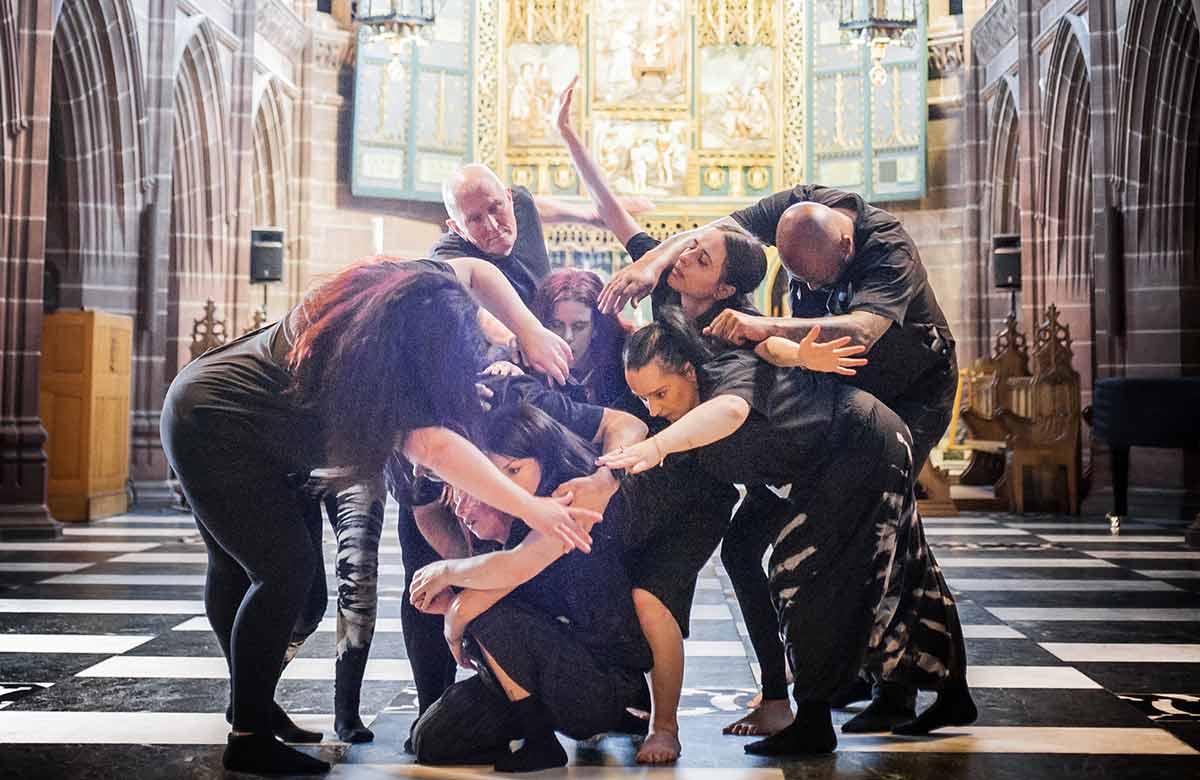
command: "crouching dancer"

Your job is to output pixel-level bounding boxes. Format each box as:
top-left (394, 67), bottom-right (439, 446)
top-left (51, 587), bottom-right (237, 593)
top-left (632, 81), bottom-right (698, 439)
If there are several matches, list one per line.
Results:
top-left (409, 404), bottom-right (653, 772)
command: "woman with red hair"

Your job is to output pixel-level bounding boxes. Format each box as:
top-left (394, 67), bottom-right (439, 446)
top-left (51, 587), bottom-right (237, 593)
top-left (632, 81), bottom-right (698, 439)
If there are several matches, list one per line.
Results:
top-left (531, 268), bottom-right (642, 417)
top-left (160, 256), bottom-right (599, 775)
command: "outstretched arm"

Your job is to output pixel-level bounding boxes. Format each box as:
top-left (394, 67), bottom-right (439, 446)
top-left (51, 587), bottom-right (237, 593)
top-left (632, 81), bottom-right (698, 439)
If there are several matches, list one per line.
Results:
top-left (596, 394), bottom-right (751, 474)
top-left (403, 426), bottom-right (599, 552)
top-left (705, 308), bottom-right (892, 352)
top-left (555, 76), bottom-right (644, 245)
top-left (444, 257), bottom-right (570, 382)
top-left (753, 328), bottom-right (869, 374)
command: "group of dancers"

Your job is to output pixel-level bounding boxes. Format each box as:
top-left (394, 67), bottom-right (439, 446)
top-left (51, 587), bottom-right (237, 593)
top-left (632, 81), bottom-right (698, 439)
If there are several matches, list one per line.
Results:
top-left (162, 78), bottom-right (976, 775)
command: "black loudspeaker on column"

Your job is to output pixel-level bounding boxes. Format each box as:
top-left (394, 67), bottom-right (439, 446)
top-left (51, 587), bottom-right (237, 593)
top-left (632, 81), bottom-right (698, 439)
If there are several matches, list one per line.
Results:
top-left (250, 227), bottom-right (285, 284)
top-left (992, 232), bottom-right (1022, 290)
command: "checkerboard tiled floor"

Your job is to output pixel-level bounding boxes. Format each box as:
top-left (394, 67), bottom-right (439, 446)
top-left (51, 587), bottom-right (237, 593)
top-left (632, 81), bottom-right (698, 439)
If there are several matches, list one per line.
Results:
top-left (1, 506), bottom-right (1198, 778)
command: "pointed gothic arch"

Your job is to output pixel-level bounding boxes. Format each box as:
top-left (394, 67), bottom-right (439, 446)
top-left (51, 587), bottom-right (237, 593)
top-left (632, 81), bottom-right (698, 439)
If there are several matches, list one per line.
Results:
top-left (167, 18), bottom-right (235, 376)
top-left (45, 0), bottom-right (147, 311)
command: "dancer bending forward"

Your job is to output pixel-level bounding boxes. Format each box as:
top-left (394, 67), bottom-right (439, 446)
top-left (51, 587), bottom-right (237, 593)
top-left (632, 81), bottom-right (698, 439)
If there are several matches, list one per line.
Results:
top-left (599, 309), bottom-right (976, 755)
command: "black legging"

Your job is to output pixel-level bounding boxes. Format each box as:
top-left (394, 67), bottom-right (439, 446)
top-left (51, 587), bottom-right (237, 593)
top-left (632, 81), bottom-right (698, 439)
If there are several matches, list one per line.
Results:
top-left (721, 485), bottom-right (792, 701)
top-left (163, 419), bottom-right (321, 734)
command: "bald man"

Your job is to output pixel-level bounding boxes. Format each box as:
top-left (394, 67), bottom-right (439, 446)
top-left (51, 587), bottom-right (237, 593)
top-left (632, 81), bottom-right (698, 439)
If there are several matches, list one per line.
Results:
top-left (601, 184), bottom-right (960, 735)
top-left (433, 163), bottom-right (650, 305)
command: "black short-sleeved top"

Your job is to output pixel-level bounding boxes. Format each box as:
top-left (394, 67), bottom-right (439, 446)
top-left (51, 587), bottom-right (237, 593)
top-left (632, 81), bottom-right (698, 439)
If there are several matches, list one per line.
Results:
top-left (731, 185), bottom-right (955, 402)
top-left (430, 186), bottom-right (550, 305)
top-left (625, 231), bottom-right (760, 330)
top-left (504, 495), bottom-right (654, 672)
top-left (179, 258), bottom-right (460, 473)
top-left (693, 349), bottom-right (839, 487)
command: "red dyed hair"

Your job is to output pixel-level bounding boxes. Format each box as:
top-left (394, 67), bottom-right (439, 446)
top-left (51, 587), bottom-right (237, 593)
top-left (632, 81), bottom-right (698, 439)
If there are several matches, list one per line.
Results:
top-left (288, 256), bottom-right (485, 484)
top-left (531, 268), bottom-right (631, 404)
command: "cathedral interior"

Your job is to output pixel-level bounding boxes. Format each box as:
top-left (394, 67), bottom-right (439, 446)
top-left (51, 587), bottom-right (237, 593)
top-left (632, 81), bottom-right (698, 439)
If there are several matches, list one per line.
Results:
top-left (1, 0), bottom-right (1199, 777)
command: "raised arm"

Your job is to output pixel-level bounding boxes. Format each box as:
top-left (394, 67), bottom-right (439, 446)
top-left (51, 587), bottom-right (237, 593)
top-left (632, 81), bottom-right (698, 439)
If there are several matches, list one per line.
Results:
top-left (555, 76), bottom-right (644, 245)
top-left (596, 394), bottom-right (751, 474)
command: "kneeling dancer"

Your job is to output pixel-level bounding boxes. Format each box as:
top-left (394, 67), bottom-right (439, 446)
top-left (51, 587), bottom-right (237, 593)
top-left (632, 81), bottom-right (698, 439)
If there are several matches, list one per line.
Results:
top-left (409, 404), bottom-right (654, 772)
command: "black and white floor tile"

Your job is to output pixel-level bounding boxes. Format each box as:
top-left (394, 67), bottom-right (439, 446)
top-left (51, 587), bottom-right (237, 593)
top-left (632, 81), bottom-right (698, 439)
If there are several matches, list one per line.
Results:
top-left (1, 507), bottom-right (1199, 778)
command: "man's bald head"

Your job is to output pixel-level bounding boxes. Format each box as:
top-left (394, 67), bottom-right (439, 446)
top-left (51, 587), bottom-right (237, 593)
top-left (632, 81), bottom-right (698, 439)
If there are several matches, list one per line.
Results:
top-left (442, 164), bottom-right (518, 257)
top-left (776, 202), bottom-right (855, 290)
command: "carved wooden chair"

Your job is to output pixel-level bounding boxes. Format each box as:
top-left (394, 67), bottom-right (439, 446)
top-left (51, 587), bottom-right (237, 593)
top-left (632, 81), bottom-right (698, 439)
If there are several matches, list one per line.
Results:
top-left (998, 305), bottom-right (1082, 513)
top-left (951, 313), bottom-right (1031, 505)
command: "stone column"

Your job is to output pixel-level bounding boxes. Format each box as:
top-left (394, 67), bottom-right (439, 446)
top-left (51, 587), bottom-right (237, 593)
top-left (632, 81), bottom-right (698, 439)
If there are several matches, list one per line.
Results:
top-left (0, 0), bottom-right (60, 538)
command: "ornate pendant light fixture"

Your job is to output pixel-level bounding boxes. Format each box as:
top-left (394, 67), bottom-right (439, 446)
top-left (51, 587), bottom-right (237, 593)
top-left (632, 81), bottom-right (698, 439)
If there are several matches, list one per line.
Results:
top-left (827, 0), bottom-right (921, 85)
top-left (355, 0), bottom-right (439, 52)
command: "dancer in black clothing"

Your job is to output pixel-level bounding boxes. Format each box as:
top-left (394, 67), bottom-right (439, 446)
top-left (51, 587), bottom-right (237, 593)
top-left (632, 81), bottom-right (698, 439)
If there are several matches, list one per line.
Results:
top-left (390, 370), bottom-right (652, 735)
top-left (599, 309), bottom-right (976, 755)
top-left (605, 185), bottom-right (959, 733)
top-left (160, 256), bottom-right (599, 774)
top-left (552, 75), bottom-right (867, 757)
top-left (408, 404), bottom-right (654, 772)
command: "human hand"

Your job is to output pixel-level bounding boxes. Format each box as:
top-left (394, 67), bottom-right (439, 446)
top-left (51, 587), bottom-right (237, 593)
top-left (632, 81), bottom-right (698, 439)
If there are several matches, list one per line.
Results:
top-left (520, 493), bottom-right (602, 553)
top-left (760, 327), bottom-right (868, 375)
top-left (476, 382), bottom-right (495, 412)
top-left (703, 309), bottom-right (772, 345)
top-left (482, 360), bottom-right (524, 378)
top-left (555, 75), bottom-right (580, 140)
top-left (598, 258), bottom-right (661, 314)
top-left (444, 615), bottom-right (475, 670)
top-left (421, 589), bottom-right (453, 616)
top-left (409, 560), bottom-right (450, 612)
top-left (515, 325), bottom-right (572, 385)
top-left (552, 471), bottom-right (620, 516)
top-left (595, 438), bottom-right (665, 474)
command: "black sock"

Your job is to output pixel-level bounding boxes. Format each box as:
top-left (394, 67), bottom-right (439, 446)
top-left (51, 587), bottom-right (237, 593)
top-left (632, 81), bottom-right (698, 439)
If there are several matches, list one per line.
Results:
top-left (744, 700), bottom-right (836, 756)
top-left (495, 696), bottom-right (567, 773)
top-left (893, 678), bottom-right (978, 736)
top-left (841, 682), bottom-right (917, 733)
top-left (334, 713), bottom-right (374, 744)
top-left (225, 702), bottom-right (323, 743)
top-left (223, 732), bottom-right (330, 774)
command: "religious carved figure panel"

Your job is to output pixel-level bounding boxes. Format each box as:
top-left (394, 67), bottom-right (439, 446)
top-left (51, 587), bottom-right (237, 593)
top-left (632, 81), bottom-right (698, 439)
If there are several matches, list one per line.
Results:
top-left (591, 0), bottom-right (689, 109)
top-left (699, 45), bottom-right (775, 151)
top-left (591, 117), bottom-right (691, 197)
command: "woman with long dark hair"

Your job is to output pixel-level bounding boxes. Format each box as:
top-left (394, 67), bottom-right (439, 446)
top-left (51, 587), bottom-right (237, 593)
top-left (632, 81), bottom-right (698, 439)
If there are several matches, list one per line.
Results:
top-left (531, 268), bottom-right (642, 415)
top-left (160, 257), bottom-right (599, 774)
top-left (598, 308), bottom-right (976, 755)
top-left (407, 403), bottom-right (654, 772)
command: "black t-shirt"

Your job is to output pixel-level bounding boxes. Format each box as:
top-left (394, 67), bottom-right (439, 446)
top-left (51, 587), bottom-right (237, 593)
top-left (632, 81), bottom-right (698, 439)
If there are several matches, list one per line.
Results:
top-left (731, 185), bottom-right (955, 403)
top-left (693, 349), bottom-right (839, 487)
top-left (430, 186), bottom-right (550, 305)
top-left (625, 231), bottom-right (760, 331)
top-left (504, 496), bottom-right (653, 672)
top-left (186, 258), bottom-right (460, 474)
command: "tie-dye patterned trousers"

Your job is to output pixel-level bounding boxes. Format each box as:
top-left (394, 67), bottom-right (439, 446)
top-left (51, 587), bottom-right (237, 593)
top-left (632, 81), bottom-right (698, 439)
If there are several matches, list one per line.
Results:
top-left (770, 389), bottom-right (967, 703)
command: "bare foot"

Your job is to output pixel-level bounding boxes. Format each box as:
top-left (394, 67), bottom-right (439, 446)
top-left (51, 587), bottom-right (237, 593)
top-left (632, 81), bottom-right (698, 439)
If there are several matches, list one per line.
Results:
top-left (635, 729), bottom-right (681, 764)
top-left (722, 698), bottom-right (794, 736)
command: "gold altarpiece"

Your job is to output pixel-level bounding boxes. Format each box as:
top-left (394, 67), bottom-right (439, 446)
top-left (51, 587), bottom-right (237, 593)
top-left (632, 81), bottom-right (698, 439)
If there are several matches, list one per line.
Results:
top-left (471, 0), bottom-right (805, 313)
